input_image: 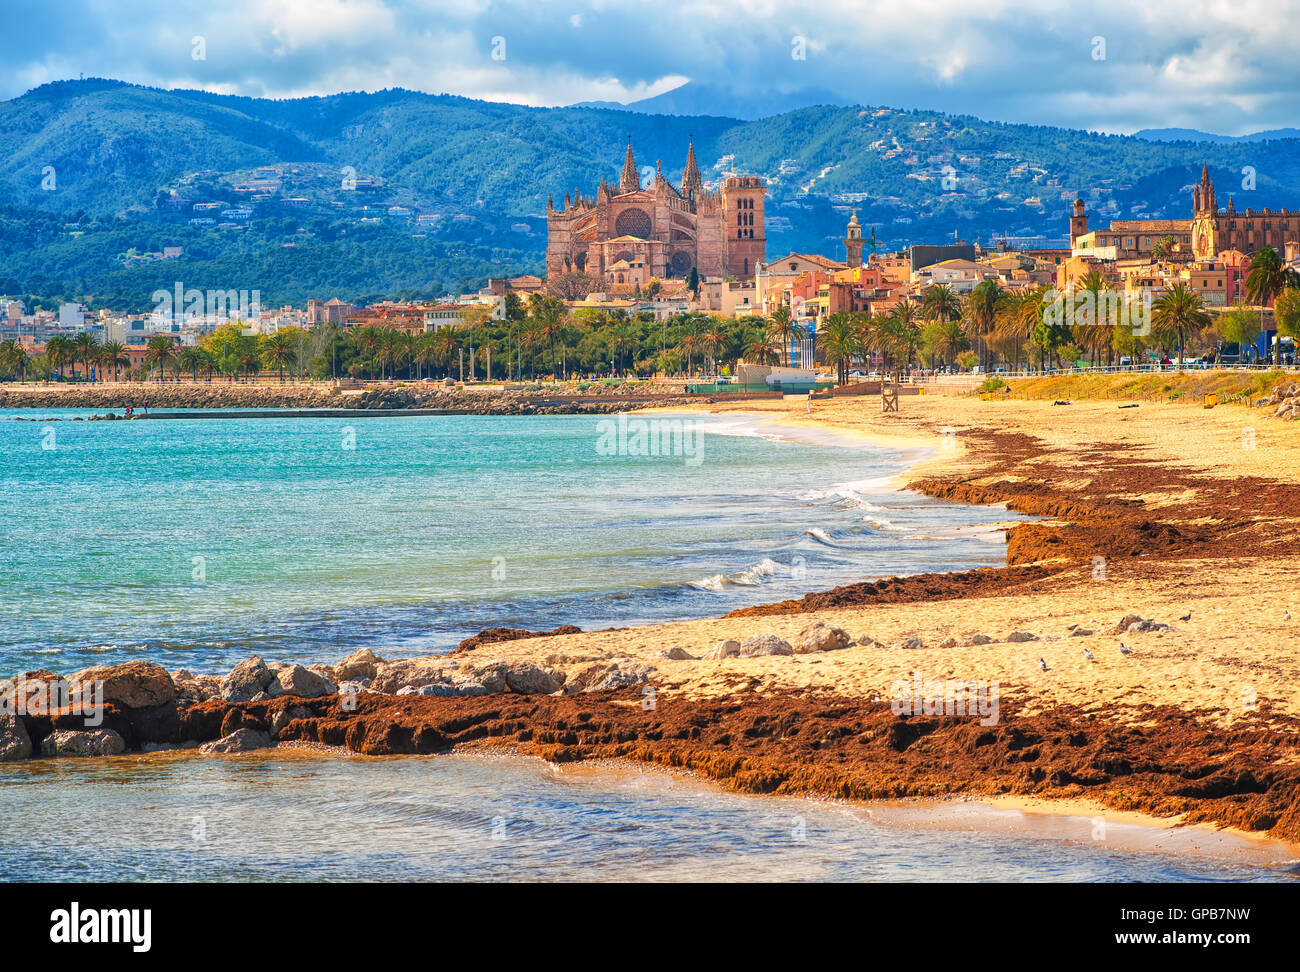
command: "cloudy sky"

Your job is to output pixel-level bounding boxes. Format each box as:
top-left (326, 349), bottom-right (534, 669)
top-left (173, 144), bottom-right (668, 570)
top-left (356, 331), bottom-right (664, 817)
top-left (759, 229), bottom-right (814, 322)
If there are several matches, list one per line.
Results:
top-left (6, 0), bottom-right (1298, 134)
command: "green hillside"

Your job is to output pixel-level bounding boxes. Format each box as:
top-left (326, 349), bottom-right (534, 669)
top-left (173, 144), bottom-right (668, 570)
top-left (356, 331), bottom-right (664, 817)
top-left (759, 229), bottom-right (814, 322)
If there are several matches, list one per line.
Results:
top-left (3, 78), bottom-right (1299, 308)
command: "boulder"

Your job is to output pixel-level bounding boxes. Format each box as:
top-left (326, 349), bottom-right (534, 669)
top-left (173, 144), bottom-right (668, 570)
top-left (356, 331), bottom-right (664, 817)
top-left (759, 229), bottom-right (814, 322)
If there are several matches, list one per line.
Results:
top-left (220, 656), bottom-right (274, 702)
top-left (561, 662), bottom-right (656, 693)
top-left (199, 728), bottom-right (275, 754)
top-left (963, 633), bottom-right (995, 646)
top-left (70, 661), bottom-right (175, 709)
top-left (268, 664), bottom-right (330, 699)
top-left (795, 623), bottom-right (851, 653)
top-left (307, 666), bottom-right (339, 693)
top-left (1110, 613), bottom-right (1145, 635)
top-left (937, 637), bottom-right (958, 650)
top-left (369, 658), bottom-right (458, 694)
top-left (0, 714), bottom-right (32, 761)
top-left (504, 662), bottom-right (564, 695)
top-left (890, 636), bottom-right (925, 650)
top-left (462, 661), bottom-right (508, 694)
top-left (738, 635), bottom-right (794, 657)
top-left (270, 704), bottom-right (312, 736)
top-left (705, 639), bottom-right (741, 659)
top-left (1128, 619), bottom-right (1172, 634)
top-left (1006, 631), bottom-right (1039, 643)
top-left (660, 646), bottom-right (695, 660)
top-left (40, 729), bottom-right (126, 758)
top-left (335, 648), bottom-right (384, 681)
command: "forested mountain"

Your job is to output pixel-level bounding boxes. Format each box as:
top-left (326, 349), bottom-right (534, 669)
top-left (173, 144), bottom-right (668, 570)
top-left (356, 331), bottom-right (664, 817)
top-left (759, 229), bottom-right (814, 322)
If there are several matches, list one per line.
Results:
top-left (3, 79), bottom-right (1299, 309)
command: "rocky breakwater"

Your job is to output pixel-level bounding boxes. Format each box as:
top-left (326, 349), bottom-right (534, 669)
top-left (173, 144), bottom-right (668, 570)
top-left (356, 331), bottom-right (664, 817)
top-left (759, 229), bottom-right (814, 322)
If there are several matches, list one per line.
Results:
top-left (0, 624), bottom-right (858, 762)
top-left (0, 382), bottom-right (710, 414)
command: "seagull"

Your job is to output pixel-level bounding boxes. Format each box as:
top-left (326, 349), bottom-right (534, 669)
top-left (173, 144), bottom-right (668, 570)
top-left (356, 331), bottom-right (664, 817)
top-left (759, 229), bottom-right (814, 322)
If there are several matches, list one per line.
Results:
top-left (1286, 610), bottom-right (1292, 621)
top-left (1083, 648), bottom-right (1096, 662)
top-left (1039, 658), bottom-right (1049, 672)
top-left (1119, 642), bottom-right (1133, 655)
top-left (1179, 612), bottom-right (1192, 622)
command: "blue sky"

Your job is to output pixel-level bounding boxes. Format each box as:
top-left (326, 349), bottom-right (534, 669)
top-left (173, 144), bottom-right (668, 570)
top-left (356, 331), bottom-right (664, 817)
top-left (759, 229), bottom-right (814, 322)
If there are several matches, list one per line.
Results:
top-left (5, 0), bottom-right (1297, 134)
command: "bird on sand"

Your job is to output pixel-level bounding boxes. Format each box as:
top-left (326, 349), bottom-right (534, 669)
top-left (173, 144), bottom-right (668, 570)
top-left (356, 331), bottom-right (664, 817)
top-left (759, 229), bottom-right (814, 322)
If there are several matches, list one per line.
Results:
top-left (1119, 642), bottom-right (1133, 655)
top-left (1179, 612), bottom-right (1192, 621)
top-left (1286, 610), bottom-right (1292, 621)
top-left (1083, 648), bottom-right (1096, 662)
top-left (1039, 658), bottom-right (1049, 671)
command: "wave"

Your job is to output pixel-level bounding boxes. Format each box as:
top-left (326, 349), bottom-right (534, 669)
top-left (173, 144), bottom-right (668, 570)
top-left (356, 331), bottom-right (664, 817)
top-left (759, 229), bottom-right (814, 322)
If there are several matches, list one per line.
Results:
top-left (687, 557), bottom-right (783, 592)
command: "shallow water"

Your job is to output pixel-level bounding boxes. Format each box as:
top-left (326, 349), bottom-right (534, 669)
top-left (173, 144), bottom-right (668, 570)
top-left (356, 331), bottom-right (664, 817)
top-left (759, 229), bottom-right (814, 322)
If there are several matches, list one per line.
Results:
top-left (1, 409), bottom-right (1017, 672)
top-left (0, 750), bottom-right (1290, 882)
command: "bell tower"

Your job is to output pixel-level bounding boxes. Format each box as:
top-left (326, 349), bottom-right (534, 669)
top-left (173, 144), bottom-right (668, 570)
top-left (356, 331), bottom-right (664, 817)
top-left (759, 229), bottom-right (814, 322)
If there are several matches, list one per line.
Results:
top-left (1069, 198), bottom-right (1089, 247)
top-left (844, 210), bottom-right (864, 266)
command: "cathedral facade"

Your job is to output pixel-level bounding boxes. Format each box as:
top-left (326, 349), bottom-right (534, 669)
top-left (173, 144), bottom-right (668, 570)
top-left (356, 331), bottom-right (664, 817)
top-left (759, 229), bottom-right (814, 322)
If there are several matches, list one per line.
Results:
top-left (1190, 165), bottom-right (1300, 260)
top-left (546, 142), bottom-right (766, 285)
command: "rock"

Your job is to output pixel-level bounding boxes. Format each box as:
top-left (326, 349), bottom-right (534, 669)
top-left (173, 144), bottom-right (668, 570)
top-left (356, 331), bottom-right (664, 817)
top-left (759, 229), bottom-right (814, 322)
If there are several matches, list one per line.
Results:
top-left (40, 729), bottom-right (126, 758)
top-left (0, 714), bottom-right (32, 761)
top-left (795, 622), bottom-right (852, 653)
top-left (504, 662), bottom-right (564, 695)
top-left (270, 704), bottom-right (312, 735)
top-left (307, 665), bottom-right (339, 693)
top-left (855, 634), bottom-right (883, 647)
top-left (704, 639), bottom-right (741, 659)
top-left (397, 683), bottom-right (458, 697)
top-left (561, 662), bottom-right (656, 693)
top-left (963, 633), bottom-right (995, 646)
top-left (70, 660), bottom-right (175, 709)
top-left (336, 680), bottom-right (372, 697)
top-left (1128, 619), bottom-right (1172, 633)
top-left (890, 636), bottom-right (925, 650)
top-left (335, 648), bottom-right (384, 681)
top-left (447, 678), bottom-right (490, 696)
top-left (1006, 631), bottom-right (1039, 643)
top-left (462, 661), bottom-right (508, 694)
top-left (220, 656), bottom-right (274, 702)
top-left (200, 728), bottom-right (275, 754)
top-left (369, 658), bottom-right (458, 694)
top-left (937, 637), bottom-right (958, 650)
top-left (738, 635), bottom-right (794, 657)
top-left (660, 646), bottom-right (695, 660)
top-left (1069, 628), bottom-right (1095, 637)
top-left (268, 664), bottom-right (330, 699)
top-left (1111, 613), bottom-right (1145, 635)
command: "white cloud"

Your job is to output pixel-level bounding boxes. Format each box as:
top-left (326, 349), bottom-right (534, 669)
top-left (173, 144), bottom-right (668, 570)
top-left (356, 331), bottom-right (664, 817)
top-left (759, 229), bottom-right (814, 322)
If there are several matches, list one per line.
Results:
top-left (3, 0), bottom-right (1299, 133)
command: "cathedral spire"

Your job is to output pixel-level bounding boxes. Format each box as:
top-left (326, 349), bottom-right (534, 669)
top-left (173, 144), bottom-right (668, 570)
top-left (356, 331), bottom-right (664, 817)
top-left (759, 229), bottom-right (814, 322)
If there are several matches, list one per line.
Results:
top-left (681, 138), bottom-right (702, 196)
top-left (619, 140), bottom-right (639, 193)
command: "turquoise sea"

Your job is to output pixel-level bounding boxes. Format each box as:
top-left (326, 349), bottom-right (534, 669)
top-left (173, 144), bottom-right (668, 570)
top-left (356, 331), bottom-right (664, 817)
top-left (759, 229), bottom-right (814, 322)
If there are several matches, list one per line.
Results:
top-left (2, 409), bottom-right (1017, 673)
top-left (3, 407), bottom-right (1292, 882)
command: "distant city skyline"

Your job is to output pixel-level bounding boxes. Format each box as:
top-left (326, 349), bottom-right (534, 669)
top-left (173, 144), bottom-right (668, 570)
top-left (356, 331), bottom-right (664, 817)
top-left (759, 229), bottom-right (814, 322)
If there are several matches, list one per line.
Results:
top-left (5, 0), bottom-right (1299, 136)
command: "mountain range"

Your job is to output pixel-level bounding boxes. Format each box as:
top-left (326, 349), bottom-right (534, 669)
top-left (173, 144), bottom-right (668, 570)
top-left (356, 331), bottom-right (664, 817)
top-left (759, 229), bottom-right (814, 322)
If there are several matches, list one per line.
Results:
top-left (2, 78), bottom-right (1299, 310)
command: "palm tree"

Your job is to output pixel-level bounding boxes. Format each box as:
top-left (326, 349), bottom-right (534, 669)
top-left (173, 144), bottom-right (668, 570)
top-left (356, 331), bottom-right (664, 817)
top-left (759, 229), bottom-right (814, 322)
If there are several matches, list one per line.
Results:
top-left (145, 335), bottom-right (176, 382)
top-left (921, 284), bottom-right (963, 325)
top-left (99, 341), bottom-right (129, 382)
top-left (820, 311), bottom-right (859, 384)
top-left (1152, 284), bottom-right (1211, 370)
top-left (175, 346), bottom-right (208, 382)
top-left (965, 279), bottom-right (1007, 371)
top-left (261, 332), bottom-right (295, 383)
top-left (1246, 247), bottom-right (1291, 364)
top-left (766, 305), bottom-right (800, 367)
top-left (45, 335), bottom-right (74, 380)
top-left (74, 332), bottom-right (101, 382)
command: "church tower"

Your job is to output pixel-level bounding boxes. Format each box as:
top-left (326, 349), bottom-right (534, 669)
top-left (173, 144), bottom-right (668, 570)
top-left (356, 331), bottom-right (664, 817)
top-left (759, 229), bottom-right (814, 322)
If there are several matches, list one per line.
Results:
top-left (844, 210), bottom-right (864, 266)
top-left (681, 139), bottom-right (703, 206)
top-left (619, 141), bottom-right (640, 194)
top-left (1069, 198), bottom-right (1089, 247)
top-left (1191, 163), bottom-right (1219, 260)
